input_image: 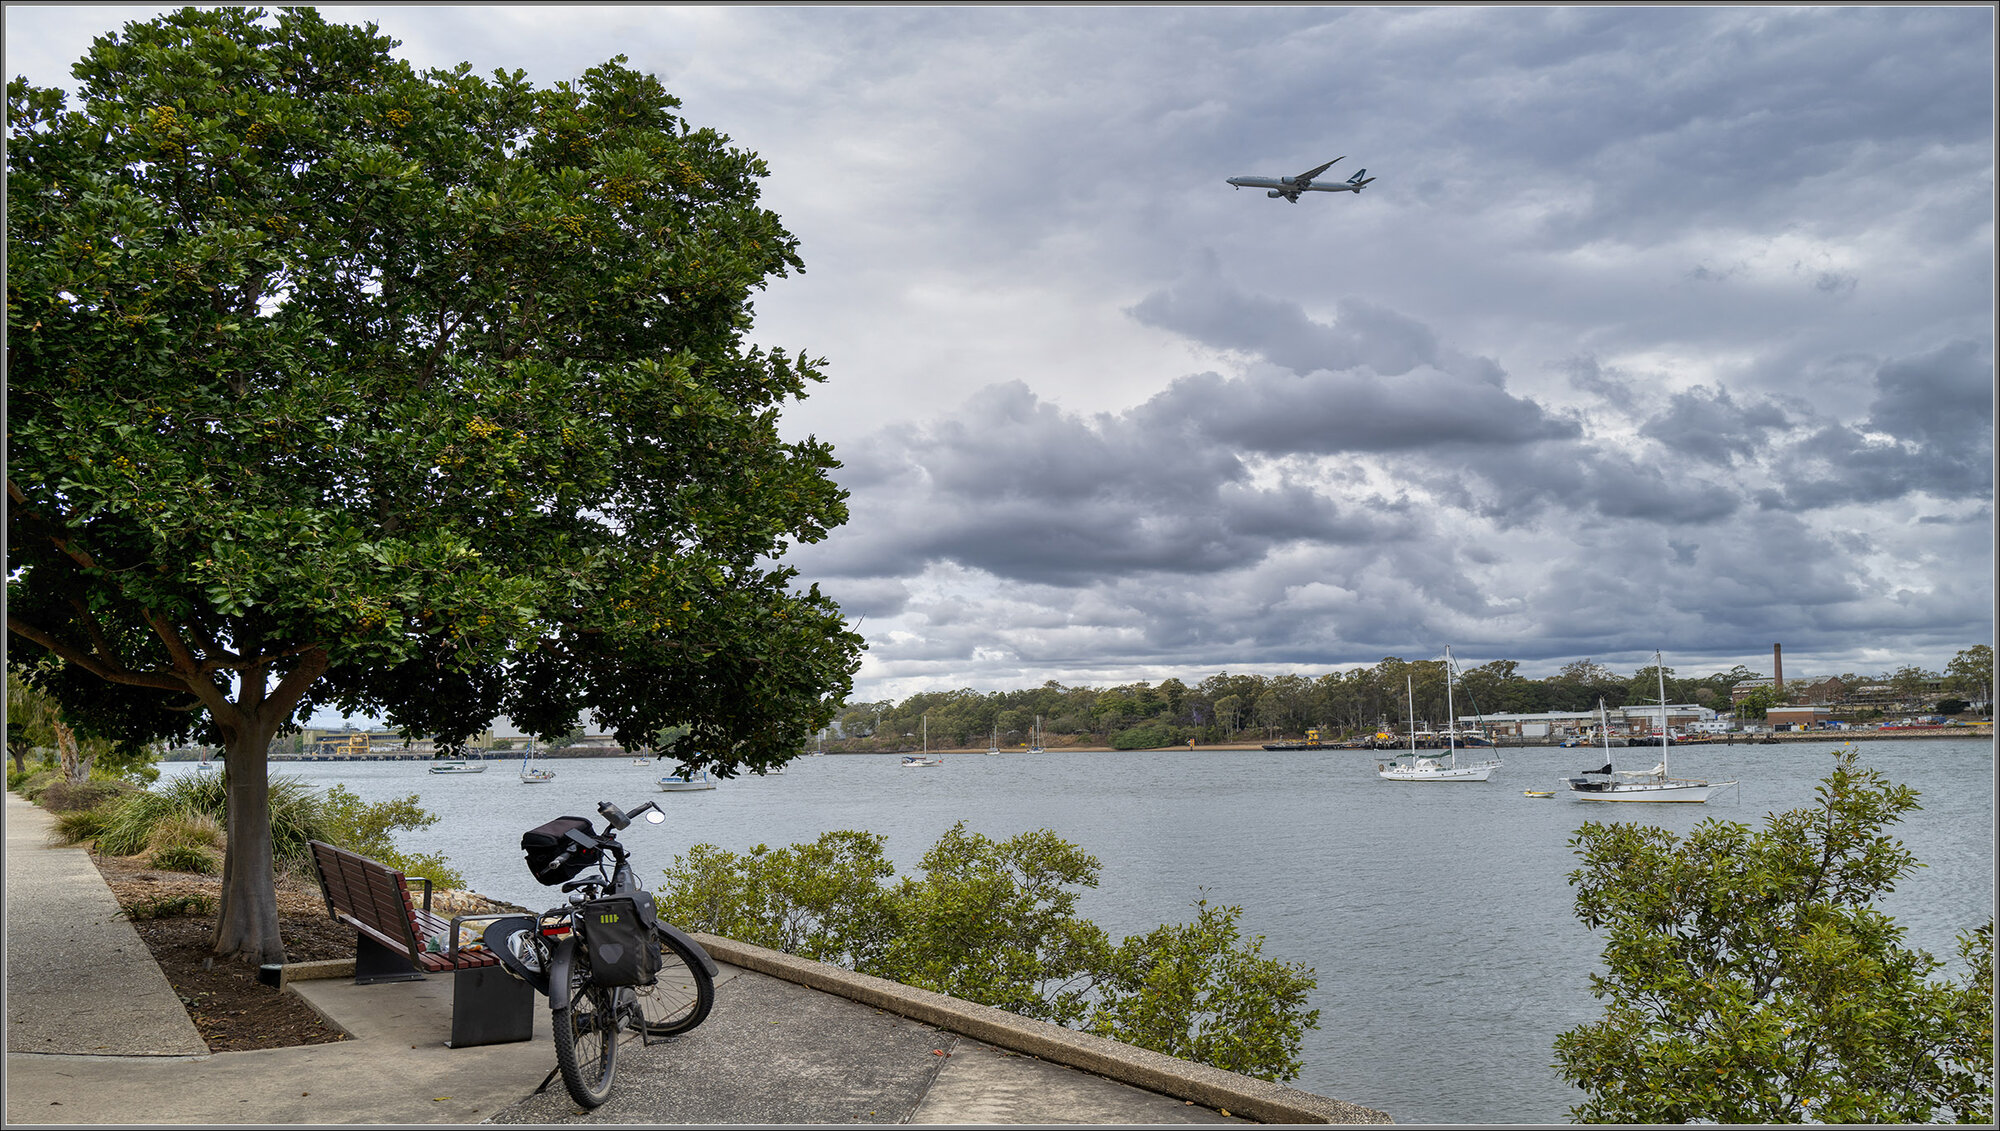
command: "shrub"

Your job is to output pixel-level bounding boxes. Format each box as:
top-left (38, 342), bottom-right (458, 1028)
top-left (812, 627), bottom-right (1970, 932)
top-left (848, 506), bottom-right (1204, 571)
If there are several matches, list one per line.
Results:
top-left (121, 892), bottom-right (218, 919)
top-left (39, 778), bottom-right (136, 814)
top-left (147, 811), bottom-right (224, 854)
top-left (14, 768), bottom-right (63, 802)
top-left (53, 804), bottom-right (120, 846)
top-left (147, 843), bottom-right (219, 874)
top-left (1110, 724), bottom-right (1181, 750)
top-left (656, 822), bottom-right (1319, 1081)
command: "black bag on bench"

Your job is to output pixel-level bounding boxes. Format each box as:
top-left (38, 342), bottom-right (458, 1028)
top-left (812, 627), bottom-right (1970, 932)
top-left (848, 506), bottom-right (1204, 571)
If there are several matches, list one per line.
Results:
top-left (577, 896), bottom-right (660, 987)
top-left (522, 816), bottom-right (601, 885)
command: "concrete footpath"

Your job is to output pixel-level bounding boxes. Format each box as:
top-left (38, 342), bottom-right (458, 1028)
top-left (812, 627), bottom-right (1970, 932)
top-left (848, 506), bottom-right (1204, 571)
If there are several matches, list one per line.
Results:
top-left (5, 792), bottom-right (1392, 1125)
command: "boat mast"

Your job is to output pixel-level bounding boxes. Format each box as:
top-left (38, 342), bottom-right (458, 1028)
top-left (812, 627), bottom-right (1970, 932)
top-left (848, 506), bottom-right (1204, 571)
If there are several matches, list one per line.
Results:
top-left (1444, 646), bottom-right (1459, 770)
top-left (1656, 651), bottom-right (1669, 778)
top-left (1406, 675), bottom-right (1416, 759)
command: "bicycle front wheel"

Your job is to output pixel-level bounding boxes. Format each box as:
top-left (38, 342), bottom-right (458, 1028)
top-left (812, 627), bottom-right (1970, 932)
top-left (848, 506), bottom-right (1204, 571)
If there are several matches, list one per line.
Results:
top-left (552, 955), bottom-right (619, 1108)
top-left (629, 925), bottom-right (716, 1037)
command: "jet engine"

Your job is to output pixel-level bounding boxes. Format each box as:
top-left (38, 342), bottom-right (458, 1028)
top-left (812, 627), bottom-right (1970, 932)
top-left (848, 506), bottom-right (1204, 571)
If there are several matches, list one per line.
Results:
top-left (1267, 190), bottom-right (1286, 198)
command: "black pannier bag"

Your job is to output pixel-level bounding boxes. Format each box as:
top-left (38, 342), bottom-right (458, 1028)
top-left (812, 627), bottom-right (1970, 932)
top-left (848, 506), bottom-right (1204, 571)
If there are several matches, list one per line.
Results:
top-left (577, 896), bottom-right (660, 987)
top-left (522, 816), bottom-right (601, 885)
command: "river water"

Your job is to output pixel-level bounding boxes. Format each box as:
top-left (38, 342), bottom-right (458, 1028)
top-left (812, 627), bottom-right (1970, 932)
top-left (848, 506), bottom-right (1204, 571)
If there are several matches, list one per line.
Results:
top-left (166, 737), bottom-right (1993, 1124)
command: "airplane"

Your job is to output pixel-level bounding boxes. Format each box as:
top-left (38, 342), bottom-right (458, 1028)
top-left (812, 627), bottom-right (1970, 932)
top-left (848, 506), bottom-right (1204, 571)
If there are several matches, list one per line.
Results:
top-left (1226, 156), bottom-right (1374, 203)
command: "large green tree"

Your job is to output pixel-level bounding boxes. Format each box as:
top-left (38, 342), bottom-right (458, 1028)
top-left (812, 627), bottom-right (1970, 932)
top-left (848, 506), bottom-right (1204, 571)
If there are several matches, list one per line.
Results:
top-left (1554, 750), bottom-right (1993, 1123)
top-left (7, 7), bottom-right (862, 965)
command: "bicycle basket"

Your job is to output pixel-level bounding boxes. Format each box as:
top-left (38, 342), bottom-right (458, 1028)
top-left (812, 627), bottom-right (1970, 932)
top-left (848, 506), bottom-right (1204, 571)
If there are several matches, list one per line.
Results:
top-left (577, 896), bottom-right (660, 987)
top-left (521, 816), bottom-right (602, 885)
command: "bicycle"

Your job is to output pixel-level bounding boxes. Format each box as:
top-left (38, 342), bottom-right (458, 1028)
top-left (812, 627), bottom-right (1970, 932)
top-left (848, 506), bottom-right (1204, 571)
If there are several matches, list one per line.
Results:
top-left (486, 798), bottom-right (718, 1109)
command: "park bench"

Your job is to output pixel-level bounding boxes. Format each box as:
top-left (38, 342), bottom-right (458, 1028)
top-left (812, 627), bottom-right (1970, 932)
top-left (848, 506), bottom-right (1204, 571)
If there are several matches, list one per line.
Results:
top-left (307, 839), bottom-right (534, 1047)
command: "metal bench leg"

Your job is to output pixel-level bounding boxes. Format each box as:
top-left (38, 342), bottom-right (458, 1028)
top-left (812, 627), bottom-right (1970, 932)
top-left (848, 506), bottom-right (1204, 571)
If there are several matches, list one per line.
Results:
top-left (353, 933), bottom-right (425, 985)
top-left (446, 965), bottom-right (535, 1047)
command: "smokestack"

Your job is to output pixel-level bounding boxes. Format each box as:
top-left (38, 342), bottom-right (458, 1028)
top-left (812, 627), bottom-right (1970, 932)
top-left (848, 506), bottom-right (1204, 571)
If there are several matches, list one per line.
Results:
top-left (1773, 643), bottom-right (1783, 691)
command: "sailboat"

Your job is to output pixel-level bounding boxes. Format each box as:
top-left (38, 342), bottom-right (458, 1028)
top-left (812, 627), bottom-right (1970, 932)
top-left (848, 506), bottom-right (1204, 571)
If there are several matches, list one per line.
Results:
top-left (519, 742), bottom-right (556, 784)
top-left (986, 725), bottom-right (1001, 756)
top-left (902, 716), bottom-right (943, 767)
top-left (1377, 647), bottom-right (1503, 782)
top-left (1565, 653), bottom-right (1734, 803)
top-left (1027, 715), bottom-right (1045, 755)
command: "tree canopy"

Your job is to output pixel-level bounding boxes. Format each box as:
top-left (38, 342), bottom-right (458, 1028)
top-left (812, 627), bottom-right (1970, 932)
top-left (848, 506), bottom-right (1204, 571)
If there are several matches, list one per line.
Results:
top-left (7, 6), bottom-right (862, 962)
top-left (1554, 750), bottom-right (1993, 1122)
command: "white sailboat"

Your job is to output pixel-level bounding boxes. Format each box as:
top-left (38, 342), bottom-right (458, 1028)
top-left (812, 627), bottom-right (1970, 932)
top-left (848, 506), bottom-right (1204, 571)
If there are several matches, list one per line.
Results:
top-left (518, 742), bottom-right (556, 783)
top-left (1027, 715), bottom-right (1045, 755)
top-left (1377, 647), bottom-right (1503, 782)
top-left (1565, 653), bottom-right (1734, 803)
top-left (902, 716), bottom-right (943, 767)
top-left (986, 725), bottom-right (1000, 756)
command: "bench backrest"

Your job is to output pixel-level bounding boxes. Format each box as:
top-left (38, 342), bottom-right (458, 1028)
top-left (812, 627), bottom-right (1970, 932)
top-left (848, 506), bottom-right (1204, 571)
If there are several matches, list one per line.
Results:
top-left (309, 839), bottom-right (423, 958)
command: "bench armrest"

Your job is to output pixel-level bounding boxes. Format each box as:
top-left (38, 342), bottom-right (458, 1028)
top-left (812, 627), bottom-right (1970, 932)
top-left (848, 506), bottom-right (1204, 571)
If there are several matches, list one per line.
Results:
top-left (403, 875), bottom-right (433, 912)
top-left (447, 912), bottom-right (516, 962)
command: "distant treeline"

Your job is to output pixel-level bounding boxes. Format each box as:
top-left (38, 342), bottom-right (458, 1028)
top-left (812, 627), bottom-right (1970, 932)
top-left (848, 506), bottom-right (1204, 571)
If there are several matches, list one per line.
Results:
top-left (830, 655), bottom-right (1966, 751)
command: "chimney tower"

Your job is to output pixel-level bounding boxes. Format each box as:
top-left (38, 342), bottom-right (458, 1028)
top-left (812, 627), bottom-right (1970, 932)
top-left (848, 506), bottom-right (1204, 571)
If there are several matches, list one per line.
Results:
top-left (1773, 643), bottom-right (1783, 691)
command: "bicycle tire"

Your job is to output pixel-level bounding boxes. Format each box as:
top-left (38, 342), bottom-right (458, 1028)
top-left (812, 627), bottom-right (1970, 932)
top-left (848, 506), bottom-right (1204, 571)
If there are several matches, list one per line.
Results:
top-left (552, 949), bottom-right (619, 1108)
top-left (628, 925), bottom-right (716, 1038)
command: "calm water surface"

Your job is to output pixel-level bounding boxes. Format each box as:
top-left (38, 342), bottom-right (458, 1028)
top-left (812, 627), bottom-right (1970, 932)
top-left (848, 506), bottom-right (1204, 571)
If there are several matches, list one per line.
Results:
top-left (171, 737), bottom-right (1994, 1125)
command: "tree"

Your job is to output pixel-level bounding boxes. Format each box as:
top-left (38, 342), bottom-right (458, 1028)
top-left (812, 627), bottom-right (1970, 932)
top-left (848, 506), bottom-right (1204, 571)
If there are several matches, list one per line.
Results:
top-left (7, 8), bottom-right (861, 966)
top-left (655, 824), bottom-right (1321, 1081)
top-left (1733, 685), bottom-right (1781, 720)
top-left (1945, 645), bottom-right (1993, 711)
top-left (1553, 750), bottom-right (1993, 1123)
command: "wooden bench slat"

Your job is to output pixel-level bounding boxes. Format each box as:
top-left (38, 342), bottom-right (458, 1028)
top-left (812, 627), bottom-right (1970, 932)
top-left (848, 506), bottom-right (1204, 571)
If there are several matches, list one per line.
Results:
top-left (309, 839), bottom-right (497, 970)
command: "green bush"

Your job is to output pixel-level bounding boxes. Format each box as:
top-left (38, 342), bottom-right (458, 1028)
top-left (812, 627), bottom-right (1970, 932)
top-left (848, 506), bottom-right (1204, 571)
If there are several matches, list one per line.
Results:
top-left (14, 768), bottom-right (63, 802)
top-left (656, 821), bottom-right (1319, 1081)
top-left (1110, 724), bottom-right (1182, 750)
top-left (121, 892), bottom-right (218, 919)
top-left (53, 804), bottom-right (120, 846)
top-left (147, 843), bottom-right (219, 874)
top-left (39, 778), bottom-right (136, 814)
top-left (90, 772), bottom-right (463, 886)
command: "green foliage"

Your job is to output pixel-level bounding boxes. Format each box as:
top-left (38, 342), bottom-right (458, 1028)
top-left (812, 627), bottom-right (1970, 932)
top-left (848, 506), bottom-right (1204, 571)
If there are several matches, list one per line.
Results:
top-left (1734, 685), bottom-right (1782, 719)
top-left (1945, 645), bottom-right (1993, 708)
top-left (147, 843), bottom-right (220, 874)
top-left (1089, 897), bottom-right (1320, 1082)
top-left (36, 778), bottom-right (137, 814)
top-left (656, 824), bottom-right (1319, 1081)
top-left (1109, 723), bottom-right (1181, 750)
top-left (121, 892), bottom-right (218, 920)
top-left (53, 804), bottom-right (120, 845)
top-left (9, 6), bottom-right (860, 960)
top-left (1554, 749), bottom-right (1994, 1123)
top-left (658, 832), bottom-right (895, 965)
top-left (91, 772), bottom-right (458, 883)
top-left (876, 824), bottom-right (1113, 1026)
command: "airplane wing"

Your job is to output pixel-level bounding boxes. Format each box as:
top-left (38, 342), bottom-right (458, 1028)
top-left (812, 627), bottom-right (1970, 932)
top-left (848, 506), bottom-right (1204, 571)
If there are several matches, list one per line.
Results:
top-left (1296, 156), bottom-right (1343, 184)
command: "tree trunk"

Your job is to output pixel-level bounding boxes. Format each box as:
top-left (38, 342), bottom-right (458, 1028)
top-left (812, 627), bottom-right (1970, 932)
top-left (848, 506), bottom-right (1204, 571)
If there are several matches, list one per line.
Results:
top-left (212, 721), bottom-right (287, 966)
top-left (53, 719), bottom-right (94, 784)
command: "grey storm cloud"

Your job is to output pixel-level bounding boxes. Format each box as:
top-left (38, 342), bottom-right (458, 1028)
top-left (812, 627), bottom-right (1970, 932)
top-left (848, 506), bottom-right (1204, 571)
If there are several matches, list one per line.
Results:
top-left (1134, 365), bottom-right (1579, 454)
top-left (1760, 340), bottom-right (1995, 510)
top-left (806, 381), bottom-right (1412, 588)
top-left (1639, 386), bottom-right (1793, 465)
top-left (1128, 261), bottom-right (1441, 377)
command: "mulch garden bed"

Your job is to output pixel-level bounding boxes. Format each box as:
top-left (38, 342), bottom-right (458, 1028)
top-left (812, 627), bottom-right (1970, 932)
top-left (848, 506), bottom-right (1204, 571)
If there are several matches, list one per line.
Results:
top-left (91, 852), bottom-right (521, 1053)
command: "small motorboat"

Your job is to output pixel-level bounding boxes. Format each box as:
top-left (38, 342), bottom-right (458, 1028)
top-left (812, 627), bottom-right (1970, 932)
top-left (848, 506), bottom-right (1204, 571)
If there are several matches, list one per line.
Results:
top-left (1522, 789), bottom-right (1555, 798)
top-left (659, 769), bottom-right (716, 792)
top-left (428, 759), bottom-right (487, 774)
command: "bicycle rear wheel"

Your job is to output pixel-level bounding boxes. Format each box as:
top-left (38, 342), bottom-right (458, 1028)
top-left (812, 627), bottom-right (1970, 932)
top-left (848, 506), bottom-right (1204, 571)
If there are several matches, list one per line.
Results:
top-left (629, 925), bottom-right (716, 1038)
top-left (552, 951), bottom-right (619, 1108)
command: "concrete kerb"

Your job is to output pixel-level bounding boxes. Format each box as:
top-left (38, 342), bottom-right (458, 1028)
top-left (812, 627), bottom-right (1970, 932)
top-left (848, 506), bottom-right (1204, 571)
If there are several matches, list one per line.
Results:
top-left (689, 931), bottom-right (1393, 1125)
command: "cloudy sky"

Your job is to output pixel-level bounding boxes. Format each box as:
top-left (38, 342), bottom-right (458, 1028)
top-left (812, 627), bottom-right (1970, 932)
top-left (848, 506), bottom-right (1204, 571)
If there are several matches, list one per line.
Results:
top-left (10, 5), bottom-right (1995, 706)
